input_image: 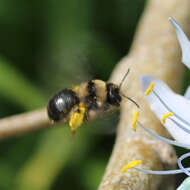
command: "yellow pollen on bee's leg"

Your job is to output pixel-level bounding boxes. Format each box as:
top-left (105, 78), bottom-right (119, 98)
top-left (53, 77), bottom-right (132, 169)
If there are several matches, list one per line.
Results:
top-left (121, 160), bottom-right (142, 173)
top-left (69, 103), bottom-right (86, 132)
top-left (161, 112), bottom-right (174, 124)
top-left (72, 85), bottom-right (79, 92)
top-left (132, 111), bottom-right (139, 131)
top-left (145, 82), bottom-right (154, 95)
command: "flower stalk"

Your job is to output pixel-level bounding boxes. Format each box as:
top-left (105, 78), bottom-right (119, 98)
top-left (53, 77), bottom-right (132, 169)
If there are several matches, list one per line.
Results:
top-left (122, 17), bottom-right (190, 189)
top-left (98, 0), bottom-right (190, 189)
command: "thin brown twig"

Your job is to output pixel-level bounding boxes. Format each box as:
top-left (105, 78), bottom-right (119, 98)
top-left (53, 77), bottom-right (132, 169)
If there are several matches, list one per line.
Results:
top-left (0, 108), bottom-right (50, 139)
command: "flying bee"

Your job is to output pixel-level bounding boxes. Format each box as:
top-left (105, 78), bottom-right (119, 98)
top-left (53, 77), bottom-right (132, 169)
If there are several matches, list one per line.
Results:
top-left (47, 69), bottom-right (139, 132)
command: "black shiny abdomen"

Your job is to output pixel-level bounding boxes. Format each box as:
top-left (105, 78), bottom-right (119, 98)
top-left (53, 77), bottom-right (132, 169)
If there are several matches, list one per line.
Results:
top-left (47, 89), bottom-right (79, 121)
top-left (106, 83), bottom-right (121, 106)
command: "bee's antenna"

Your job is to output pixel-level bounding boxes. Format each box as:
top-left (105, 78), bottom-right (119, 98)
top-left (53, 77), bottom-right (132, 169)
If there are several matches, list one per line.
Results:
top-left (119, 68), bottom-right (130, 89)
top-left (121, 93), bottom-right (140, 109)
top-left (119, 68), bottom-right (139, 108)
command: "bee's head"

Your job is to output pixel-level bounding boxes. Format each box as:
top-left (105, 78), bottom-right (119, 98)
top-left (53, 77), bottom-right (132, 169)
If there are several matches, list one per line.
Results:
top-left (106, 83), bottom-right (121, 106)
top-left (108, 69), bottom-right (139, 108)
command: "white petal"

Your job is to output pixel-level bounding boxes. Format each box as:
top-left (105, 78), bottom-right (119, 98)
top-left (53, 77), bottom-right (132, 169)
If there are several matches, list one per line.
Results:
top-left (141, 75), bottom-right (190, 144)
top-left (184, 86), bottom-right (190, 99)
top-left (177, 177), bottom-right (190, 190)
top-left (169, 17), bottom-right (190, 69)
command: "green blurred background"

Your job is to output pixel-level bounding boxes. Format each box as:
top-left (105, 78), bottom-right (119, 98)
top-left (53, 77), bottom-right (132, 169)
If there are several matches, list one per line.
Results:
top-left (0, 1), bottom-right (145, 189)
top-left (0, 0), bottom-right (189, 189)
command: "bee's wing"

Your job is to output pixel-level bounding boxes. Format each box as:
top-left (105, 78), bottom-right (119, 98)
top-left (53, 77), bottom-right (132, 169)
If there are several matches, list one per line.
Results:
top-left (88, 110), bottom-right (120, 135)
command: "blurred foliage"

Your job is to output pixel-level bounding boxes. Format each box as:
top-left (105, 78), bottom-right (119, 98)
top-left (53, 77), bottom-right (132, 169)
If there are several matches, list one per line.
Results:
top-left (6, 0), bottom-right (190, 190)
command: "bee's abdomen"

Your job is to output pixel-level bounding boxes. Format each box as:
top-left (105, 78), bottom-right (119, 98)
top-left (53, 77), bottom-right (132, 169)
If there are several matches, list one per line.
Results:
top-left (47, 89), bottom-right (79, 121)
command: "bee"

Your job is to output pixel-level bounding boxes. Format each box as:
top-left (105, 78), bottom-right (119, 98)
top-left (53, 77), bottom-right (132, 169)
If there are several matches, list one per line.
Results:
top-left (47, 69), bottom-right (139, 132)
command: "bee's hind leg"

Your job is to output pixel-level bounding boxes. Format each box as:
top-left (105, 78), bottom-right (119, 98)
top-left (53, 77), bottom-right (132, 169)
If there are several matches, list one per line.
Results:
top-left (69, 103), bottom-right (86, 133)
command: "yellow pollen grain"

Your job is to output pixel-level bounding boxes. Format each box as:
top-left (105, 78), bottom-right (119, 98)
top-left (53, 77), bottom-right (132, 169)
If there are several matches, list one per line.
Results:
top-left (132, 111), bottom-right (139, 131)
top-left (121, 160), bottom-right (142, 173)
top-left (69, 103), bottom-right (86, 132)
top-left (72, 85), bottom-right (79, 92)
top-left (145, 82), bottom-right (154, 95)
top-left (161, 112), bottom-right (174, 124)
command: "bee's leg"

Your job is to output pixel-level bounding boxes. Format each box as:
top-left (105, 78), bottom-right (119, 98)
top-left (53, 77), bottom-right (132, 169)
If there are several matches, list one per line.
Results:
top-left (102, 102), bottom-right (110, 111)
top-left (84, 108), bottom-right (90, 121)
top-left (69, 103), bottom-right (86, 133)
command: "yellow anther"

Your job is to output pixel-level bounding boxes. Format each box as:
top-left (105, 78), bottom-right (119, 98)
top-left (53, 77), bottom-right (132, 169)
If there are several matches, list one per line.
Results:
top-left (72, 85), bottom-right (79, 92)
top-left (161, 112), bottom-right (174, 124)
top-left (69, 103), bottom-right (86, 132)
top-left (132, 111), bottom-right (139, 131)
top-left (121, 160), bottom-right (142, 173)
top-left (145, 82), bottom-right (154, 95)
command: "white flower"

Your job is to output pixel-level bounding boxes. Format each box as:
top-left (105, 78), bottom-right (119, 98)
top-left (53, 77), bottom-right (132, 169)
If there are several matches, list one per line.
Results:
top-left (141, 75), bottom-right (190, 145)
top-left (177, 177), bottom-right (190, 190)
top-left (122, 18), bottom-right (190, 190)
top-left (138, 74), bottom-right (190, 176)
top-left (169, 17), bottom-right (190, 70)
top-left (139, 17), bottom-right (190, 188)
